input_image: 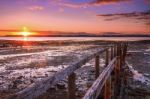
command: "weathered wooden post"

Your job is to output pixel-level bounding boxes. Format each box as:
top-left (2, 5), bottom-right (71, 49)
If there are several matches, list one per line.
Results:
top-left (68, 72), bottom-right (76, 99)
top-left (110, 45), bottom-right (115, 99)
top-left (114, 44), bottom-right (117, 57)
top-left (104, 76), bottom-right (111, 99)
top-left (122, 43), bottom-right (127, 65)
top-left (116, 43), bottom-right (119, 57)
top-left (123, 43), bottom-right (128, 87)
top-left (113, 43), bottom-right (121, 98)
top-left (105, 49), bottom-right (109, 67)
top-left (120, 43), bottom-right (123, 66)
top-left (95, 55), bottom-right (100, 79)
top-left (111, 46), bottom-right (113, 60)
top-left (124, 43), bottom-right (128, 60)
top-left (104, 48), bottom-right (111, 99)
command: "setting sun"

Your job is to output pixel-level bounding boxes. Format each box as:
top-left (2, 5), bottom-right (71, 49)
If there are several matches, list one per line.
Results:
top-left (20, 27), bottom-right (31, 37)
top-left (21, 31), bottom-right (30, 37)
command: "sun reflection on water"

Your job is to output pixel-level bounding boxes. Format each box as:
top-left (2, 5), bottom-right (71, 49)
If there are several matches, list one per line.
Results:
top-left (23, 36), bottom-right (28, 41)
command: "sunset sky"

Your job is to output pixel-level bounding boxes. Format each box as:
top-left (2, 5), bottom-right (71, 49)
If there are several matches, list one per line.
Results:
top-left (0, 0), bottom-right (150, 36)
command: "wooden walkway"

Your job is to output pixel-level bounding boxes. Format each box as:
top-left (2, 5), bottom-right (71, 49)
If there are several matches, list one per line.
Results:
top-left (9, 42), bottom-right (128, 99)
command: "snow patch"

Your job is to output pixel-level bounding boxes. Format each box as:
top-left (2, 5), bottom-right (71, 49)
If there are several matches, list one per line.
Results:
top-left (145, 49), bottom-right (150, 52)
top-left (126, 62), bottom-right (150, 86)
top-left (0, 65), bottom-right (68, 91)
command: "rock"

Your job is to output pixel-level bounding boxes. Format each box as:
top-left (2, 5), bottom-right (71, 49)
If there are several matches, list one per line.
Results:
top-left (17, 76), bottom-right (23, 79)
top-left (47, 86), bottom-right (56, 92)
top-left (90, 70), bottom-right (95, 73)
top-left (30, 79), bottom-right (34, 83)
top-left (11, 80), bottom-right (21, 89)
top-left (56, 82), bottom-right (66, 89)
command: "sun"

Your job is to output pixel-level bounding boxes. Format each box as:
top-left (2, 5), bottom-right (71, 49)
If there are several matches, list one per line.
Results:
top-left (21, 31), bottom-right (30, 37)
top-left (20, 27), bottom-right (31, 37)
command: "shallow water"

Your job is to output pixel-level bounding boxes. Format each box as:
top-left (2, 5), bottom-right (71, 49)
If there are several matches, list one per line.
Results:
top-left (0, 37), bottom-right (150, 41)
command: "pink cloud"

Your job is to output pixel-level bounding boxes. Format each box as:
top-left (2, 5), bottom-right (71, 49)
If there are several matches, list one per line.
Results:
top-left (27, 6), bottom-right (44, 11)
top-left (58, 3), bottom-right (88, 8)
top-left (53, 0), bottom-right (131, 9)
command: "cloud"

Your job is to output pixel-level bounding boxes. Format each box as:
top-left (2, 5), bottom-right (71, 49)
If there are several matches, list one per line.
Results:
top-left (50, 0), bottom-right (150, 9)
top-left (49, 0), bottom-right (131, 8)
top-left (27, 6), bottom-right (44, 11)
top-left (90, 0), bottom-right (129, 4)
top-left (97, 10), bottom-right (150, 19)
top-left (96, 10), bottom-right (150, 25)
top-left (58, 3), bottom-right (89, 8)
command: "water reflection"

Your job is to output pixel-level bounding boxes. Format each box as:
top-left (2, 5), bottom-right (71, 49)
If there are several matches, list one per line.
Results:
top-left (0, 37), bottom-right (150, 41)
top-left (23, 36), bottom-right (28, 41)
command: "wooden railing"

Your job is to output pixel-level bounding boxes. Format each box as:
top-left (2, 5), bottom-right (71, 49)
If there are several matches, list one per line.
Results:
top-left (83, 43), bottom-right (128, 99)
top-left (9, 42), bottom-right (128, 99)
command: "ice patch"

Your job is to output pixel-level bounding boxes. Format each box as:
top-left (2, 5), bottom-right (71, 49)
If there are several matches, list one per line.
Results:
top-left (82, 58), bottom-right (105, 68)
top-left (0, 45), bottom-right (101, 91)
top-left (100, 59), bottom-right (105, 67)
top-left (126, 62), bottom-right (150, 86)
top-left (0, 50), bottom-right (67, 60)
top-left (0, 65), bottom-right (68, 91)
top-left (128, 50), bottom-right (143, 53)
top-left (144, 53), bottom-right (150, 55)
top-left (145, 49), bottom-right (150, 52)
top-left (0, 66), bottom-right (6, 72)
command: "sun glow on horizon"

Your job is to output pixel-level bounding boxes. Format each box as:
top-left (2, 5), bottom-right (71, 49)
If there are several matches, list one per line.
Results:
top-left (20, 27), bottom-right (31, 37)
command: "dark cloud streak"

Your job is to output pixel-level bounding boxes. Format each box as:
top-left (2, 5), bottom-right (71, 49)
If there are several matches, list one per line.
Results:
top-left (50, 0), bottom-right (131, 8)
top-left (91, 0), bottom-right (129, 4)
top-left (97, 10), bottom-right (150, 26)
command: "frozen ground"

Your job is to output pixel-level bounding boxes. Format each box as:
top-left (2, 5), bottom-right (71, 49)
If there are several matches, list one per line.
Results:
top-left (127, 43), bottom-right (150, 81)
top-left (0, 45), bottom-right (105, 96)
top-left (0, 41), bottom-right (150, 99)
top-left (125, 43), bottom-right (150, 99)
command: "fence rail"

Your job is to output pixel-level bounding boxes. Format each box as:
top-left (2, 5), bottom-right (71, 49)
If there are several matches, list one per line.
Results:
top-left (9, 42), bottom-right (128, 99)
top-left (83, 57), bottom-right (117, 99)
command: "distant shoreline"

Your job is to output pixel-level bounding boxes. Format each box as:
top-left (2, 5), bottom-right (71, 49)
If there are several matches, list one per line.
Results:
top-left (0, 38), bottom-right (150, 48)
top-left (1, 35), bottom-right (150, 37)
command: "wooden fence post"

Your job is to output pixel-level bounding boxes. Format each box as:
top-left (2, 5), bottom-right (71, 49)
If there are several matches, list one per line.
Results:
top-left (117, 43), bottom-right (120, 57)
top-left (114, 43), bottom-right (122, 98)
top-left (68, 72), bottom-right (76, 99)
top-left (95, 55), bottom-right (100, 79)
top-left (115, 44), bottom-right (118, 57)
top-left (104, 76), bottom-right (111, 99)
top-left (111, 46), bottom-right (113, 60)
top-left (122, 43), bottom-right (127, 65)
top-left (105, 49), bottom-right (109, 67)
top-left (104, 47), bottom-right (112, 99)
top-left (111, 45), bottom-right (115, 99)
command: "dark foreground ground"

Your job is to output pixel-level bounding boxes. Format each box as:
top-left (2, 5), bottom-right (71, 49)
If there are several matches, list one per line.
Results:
top-left (0, 40), bottom-right (150, 99)
top-left (124, 42), bottom-right (150, 99)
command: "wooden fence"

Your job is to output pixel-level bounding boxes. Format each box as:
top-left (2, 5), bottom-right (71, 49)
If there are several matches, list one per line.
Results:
top-left (9, 42), bottom-right (128, 99)
top-left (83, 42), bottom-right (128, 99)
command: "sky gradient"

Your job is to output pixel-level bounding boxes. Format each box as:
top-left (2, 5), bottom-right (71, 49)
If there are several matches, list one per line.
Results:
top-left (0, 0), bottom-right (150, 36)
